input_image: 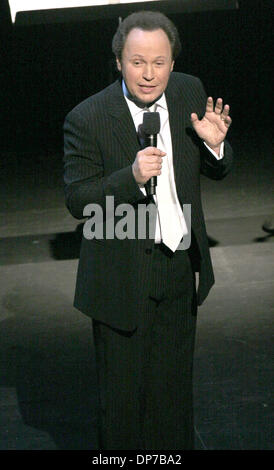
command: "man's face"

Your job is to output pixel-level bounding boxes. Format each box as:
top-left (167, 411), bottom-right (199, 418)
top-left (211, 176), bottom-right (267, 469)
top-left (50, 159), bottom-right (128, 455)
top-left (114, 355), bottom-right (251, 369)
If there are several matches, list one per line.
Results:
top-left (116, 28), bottom-right (174, 104)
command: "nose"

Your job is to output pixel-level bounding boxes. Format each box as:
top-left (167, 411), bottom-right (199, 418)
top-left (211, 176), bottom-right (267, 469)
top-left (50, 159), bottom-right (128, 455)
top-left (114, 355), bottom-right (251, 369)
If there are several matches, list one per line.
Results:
top-left (142, 64), bottom-right (154, 81)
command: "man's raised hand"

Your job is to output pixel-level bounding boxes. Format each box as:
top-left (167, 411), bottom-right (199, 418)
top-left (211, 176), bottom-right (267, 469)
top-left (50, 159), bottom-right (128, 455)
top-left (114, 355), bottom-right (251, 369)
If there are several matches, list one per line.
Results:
top-left (191, 97), bottom-right (232, 154)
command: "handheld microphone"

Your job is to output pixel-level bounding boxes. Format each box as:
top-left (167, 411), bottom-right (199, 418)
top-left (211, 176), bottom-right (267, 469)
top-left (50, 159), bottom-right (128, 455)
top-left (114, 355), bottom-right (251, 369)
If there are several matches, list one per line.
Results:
top-left (142, 112), bottom-right (161, 196)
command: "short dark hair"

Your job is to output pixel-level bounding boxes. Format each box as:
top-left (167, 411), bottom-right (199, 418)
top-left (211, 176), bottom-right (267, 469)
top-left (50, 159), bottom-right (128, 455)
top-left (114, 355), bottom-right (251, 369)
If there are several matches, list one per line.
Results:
top-left (112, 10), bottom-right (181, 61)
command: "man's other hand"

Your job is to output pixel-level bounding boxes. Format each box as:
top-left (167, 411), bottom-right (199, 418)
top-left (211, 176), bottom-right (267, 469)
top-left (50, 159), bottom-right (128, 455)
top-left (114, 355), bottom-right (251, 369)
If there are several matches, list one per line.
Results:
top-left (132, 146), bottom-right (166, 184)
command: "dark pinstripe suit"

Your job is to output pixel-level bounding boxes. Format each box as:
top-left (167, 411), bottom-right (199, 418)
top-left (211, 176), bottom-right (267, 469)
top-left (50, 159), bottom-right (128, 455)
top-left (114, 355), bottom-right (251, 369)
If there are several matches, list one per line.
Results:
top-left (63, 72), bottom-right (233, 449)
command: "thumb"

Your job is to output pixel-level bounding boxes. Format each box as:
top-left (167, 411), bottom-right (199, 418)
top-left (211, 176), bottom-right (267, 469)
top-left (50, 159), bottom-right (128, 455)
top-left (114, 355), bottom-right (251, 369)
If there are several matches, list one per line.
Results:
top-left (190, 113), bottom-right (199, 124)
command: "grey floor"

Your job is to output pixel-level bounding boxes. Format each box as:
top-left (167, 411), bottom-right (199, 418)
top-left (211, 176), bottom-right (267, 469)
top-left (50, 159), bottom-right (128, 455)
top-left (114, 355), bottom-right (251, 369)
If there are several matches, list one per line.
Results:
top-left (0, 129), bottom-right (273, 450)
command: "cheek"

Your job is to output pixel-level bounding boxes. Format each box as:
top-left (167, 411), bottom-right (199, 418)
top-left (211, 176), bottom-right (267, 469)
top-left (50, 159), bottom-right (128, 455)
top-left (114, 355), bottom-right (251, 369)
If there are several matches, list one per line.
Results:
top-left (126, 68), bottom-right (139, 84)
top-left (159, 71), bottom-right (171, 86)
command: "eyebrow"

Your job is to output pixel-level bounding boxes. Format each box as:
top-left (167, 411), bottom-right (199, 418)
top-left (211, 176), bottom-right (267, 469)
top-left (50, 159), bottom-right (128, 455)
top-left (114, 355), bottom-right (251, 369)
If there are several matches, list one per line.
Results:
top-left (130, 54), bottom-right (167, 59)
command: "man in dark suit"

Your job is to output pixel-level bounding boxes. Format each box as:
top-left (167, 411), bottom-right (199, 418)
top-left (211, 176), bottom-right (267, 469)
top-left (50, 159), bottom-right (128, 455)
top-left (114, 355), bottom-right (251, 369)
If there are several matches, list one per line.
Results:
top-left (63, 11), bottom-right (233, 450)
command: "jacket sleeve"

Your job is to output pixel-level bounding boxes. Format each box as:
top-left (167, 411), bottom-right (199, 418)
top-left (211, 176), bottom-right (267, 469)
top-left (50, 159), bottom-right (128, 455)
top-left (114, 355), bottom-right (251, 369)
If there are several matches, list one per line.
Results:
top-left (63, 109), bottom-right (146, 220)
top-left (199, 138), bottom-right (233, 180)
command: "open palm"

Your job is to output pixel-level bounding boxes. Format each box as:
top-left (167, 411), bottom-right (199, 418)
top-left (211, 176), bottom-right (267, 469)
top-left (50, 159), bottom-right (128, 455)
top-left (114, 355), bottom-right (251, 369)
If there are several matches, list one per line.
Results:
top-left (191, 97), bottom-right (232, 152)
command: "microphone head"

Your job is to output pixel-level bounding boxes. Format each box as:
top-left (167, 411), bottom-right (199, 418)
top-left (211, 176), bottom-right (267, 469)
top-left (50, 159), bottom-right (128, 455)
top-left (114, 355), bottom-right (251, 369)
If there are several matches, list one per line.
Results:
top-left (143, 112), bottom-right (160, 135)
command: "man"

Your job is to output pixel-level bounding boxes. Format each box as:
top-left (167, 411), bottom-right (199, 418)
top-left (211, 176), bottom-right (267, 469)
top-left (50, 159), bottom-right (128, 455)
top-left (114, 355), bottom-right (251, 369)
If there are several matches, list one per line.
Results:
top-left (63, 11), bottom-right (233, 450)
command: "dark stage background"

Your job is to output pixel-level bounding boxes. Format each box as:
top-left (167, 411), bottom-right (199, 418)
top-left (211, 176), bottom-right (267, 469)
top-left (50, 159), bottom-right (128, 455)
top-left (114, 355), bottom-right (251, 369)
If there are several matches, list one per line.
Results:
top-left (0, 0), bottom-right (273, 452)
top-left (1, 0), bottom-right (272, 154)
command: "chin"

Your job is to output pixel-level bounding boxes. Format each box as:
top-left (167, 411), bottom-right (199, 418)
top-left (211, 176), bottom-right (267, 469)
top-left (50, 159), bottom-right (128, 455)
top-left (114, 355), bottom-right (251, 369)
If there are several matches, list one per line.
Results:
top-left (139, 94), bottom-right (157, 103)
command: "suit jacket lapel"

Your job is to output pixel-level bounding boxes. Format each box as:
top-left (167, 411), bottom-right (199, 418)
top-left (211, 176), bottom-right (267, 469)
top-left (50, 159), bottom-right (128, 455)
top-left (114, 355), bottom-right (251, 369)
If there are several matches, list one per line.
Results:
top-left (106, 80), bottom-right (140, 164)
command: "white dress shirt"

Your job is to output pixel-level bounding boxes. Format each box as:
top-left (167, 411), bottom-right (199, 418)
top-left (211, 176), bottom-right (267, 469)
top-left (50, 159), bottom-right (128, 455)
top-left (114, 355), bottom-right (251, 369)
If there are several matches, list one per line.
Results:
top-left (122, 82), bottom-right (224, 245)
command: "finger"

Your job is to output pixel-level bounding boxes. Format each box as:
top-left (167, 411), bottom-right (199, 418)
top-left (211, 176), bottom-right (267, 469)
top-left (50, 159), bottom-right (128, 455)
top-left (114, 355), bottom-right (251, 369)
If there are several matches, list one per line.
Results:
top-left (150, 167), bottom-right (162, 175)
top-left (205, 97), bottom-right (214, 112)
top-left (143, 155), bottom-right (164, 166)
top-left (146, 162), bottom-right (162, 170)
top-left (146, 156), bottom-right (163, 165)
top-left (223, 116), bottom-right (232, 127)
top-left (220, 104), bottom-right (232, 125)
top-left (221, 104), bottom-right (230, 117)
top-left (144, 166), bottom-right (162, 177)
top-left (220, 114), bottom-right (232, 127)
top-left (144, 147), bottom-right (166, 157)
top-left (190, 112), bottom-right (199, 123)
top-left (215, 98), bottom-right (223, 114)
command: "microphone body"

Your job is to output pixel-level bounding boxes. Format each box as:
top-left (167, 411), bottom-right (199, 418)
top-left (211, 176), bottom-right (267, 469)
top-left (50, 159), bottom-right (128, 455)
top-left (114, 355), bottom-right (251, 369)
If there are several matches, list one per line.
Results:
top-left (141, 112), bottom-right (161, 196)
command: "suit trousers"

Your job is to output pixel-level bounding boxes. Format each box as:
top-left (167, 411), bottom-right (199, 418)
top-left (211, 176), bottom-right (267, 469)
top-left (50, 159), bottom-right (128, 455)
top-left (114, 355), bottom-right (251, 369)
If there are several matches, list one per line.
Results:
top-left (92, 244), bottom-right (197, 450)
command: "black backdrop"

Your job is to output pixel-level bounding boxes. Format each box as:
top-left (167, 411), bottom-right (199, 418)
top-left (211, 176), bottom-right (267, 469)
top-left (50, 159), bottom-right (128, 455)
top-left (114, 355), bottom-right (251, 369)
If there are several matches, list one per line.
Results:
top-left (1, 0), bottom-right (272, 154)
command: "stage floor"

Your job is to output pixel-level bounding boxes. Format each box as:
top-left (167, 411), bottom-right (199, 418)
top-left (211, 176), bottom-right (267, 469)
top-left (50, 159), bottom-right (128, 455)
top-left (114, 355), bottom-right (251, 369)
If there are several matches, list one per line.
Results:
top-left (0, 131), bottom-right (273, 450)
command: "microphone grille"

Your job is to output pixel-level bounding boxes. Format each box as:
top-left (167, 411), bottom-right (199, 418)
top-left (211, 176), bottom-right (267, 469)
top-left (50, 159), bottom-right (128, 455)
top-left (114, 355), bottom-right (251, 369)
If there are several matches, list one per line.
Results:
top-left (143, 112), bottom-right (160, 134)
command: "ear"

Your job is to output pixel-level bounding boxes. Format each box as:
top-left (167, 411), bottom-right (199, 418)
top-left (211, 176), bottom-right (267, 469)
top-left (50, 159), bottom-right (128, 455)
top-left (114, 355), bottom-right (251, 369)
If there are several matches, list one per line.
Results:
top-left (116, 58), bottom-right (122, 72)
top-left (170, 60), bottom-right (174, 72)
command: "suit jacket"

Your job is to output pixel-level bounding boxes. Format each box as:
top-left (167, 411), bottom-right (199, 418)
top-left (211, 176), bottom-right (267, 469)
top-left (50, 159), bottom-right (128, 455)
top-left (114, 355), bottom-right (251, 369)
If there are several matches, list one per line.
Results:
top-left (63, 72), bottom-right (233, 330)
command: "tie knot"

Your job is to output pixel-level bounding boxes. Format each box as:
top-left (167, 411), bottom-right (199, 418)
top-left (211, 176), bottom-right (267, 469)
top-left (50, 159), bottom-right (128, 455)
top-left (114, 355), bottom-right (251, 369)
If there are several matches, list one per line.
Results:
top-left (143, 103), bottom-right (157, 115)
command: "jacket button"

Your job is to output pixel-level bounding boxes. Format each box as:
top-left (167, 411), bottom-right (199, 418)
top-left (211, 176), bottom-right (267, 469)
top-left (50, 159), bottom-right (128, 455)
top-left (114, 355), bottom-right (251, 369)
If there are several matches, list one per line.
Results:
top-left (145, 248), bottom-right (152, 255)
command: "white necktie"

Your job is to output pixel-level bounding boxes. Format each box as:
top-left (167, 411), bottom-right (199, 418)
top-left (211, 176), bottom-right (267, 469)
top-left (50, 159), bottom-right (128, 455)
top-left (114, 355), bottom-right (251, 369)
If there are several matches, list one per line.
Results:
top-left (153, 105), bottom-right (187, 252)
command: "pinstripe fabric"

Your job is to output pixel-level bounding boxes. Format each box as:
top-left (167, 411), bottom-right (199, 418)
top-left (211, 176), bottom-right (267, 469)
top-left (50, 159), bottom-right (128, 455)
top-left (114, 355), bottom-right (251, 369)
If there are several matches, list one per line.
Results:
top-left (92, 246), bottom-right (197, 450)
top-left (63, 72), bottom-right (233, 331)
top-left (63, 72), bottom-right (233, 450)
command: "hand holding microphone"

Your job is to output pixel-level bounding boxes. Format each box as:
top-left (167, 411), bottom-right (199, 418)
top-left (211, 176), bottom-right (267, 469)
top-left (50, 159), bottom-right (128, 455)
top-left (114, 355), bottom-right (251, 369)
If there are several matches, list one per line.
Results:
top-left (132, 112), bottom-right (164, 195)
top-left (132, 146), bottom-right (165, 186)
